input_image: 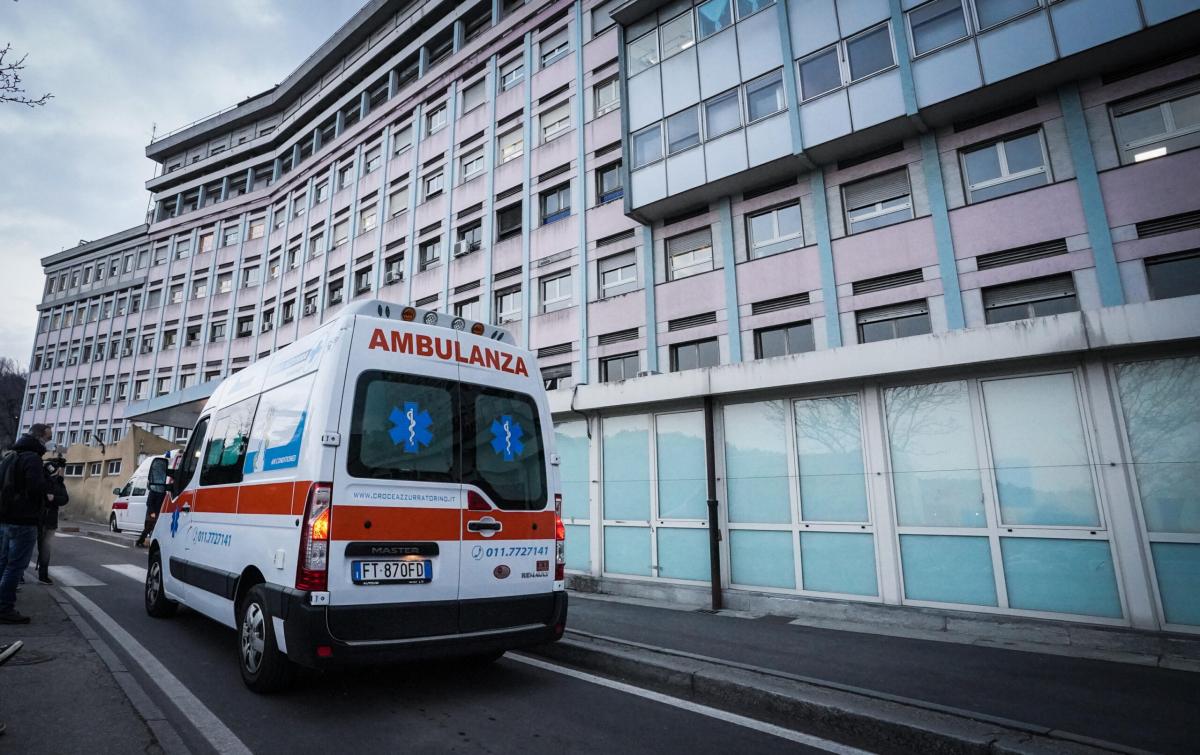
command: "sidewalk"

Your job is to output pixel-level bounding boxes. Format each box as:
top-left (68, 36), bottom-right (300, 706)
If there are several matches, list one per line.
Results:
top-left (528, 592), bottom-right (1200, 755)
top-left (0, 574), bottom-right (164, 754)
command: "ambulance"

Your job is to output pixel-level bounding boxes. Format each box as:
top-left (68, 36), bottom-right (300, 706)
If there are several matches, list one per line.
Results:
top-left (143, 300), bottom-right (567, 692)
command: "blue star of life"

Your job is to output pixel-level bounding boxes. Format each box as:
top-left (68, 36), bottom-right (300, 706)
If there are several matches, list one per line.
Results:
top-left (489, 415), bottom-right (524, 461)
top-left (389, 402), bottom-right (433, 453)
top-left (170, 507), bottom-right (180, 537)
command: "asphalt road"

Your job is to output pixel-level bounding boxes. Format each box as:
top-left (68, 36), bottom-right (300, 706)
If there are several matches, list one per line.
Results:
top-left (41, 527), bottom-right (843, 755)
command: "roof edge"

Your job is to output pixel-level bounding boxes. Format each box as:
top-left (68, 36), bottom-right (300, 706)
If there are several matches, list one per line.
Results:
top-left (40, 224), bottom-right (149, 268)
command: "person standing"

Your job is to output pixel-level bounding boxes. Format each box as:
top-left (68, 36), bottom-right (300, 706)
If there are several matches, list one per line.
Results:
top-left (35, 451), bottom-right (69, 585)
top-left (0, 424), bottom-right (54, 624)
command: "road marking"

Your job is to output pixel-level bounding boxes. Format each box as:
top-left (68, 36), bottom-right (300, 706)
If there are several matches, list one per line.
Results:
top-left (46, 565), bottom-right (106, 587)
top-left (73, 535), bottom-right (131, 549)
top-left (54, 532), bottom-right (75, 538)
top-left (509, 654), bottom-right (873, 754)
top-left (103, 563), bottom-right (148, 583)
top-left (59, 586), bottom-right (253, 755)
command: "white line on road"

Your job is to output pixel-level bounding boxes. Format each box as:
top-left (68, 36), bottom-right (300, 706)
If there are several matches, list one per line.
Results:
top-left (44, 565), bottom-right (106, 587)
top-left (54, 532), bottom-right (75, 538)
top-left (103, 563), bottom-right (148, 583)
top-left (508, 654), bottom-right (874, 754)
top-left (59, 586), bottom-right (252, 755)
top-left (74, 535), bottom-right (130, 549)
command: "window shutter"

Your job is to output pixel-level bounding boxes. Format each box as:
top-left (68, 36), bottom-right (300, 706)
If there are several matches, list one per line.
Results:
top-left (856, 300), bottom-right (927, 324)
top-left (983, 275), bottom-right (1075, 308)
top-left (666, 228), bottom-right (712, 255)
top-left (1110, 78), bottom-right (1200, 117)
top-left (843, 169), bottom-right (910, 211)
top-left (599, 251), bottom-right (635, 273)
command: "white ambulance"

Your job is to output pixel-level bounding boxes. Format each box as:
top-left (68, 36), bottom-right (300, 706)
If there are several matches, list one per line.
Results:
top-left (144, 301), bottom-right (567, 692)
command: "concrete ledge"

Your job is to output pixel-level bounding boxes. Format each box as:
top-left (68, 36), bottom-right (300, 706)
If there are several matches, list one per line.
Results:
top-left (526, 633), bottom-right (1147, 755)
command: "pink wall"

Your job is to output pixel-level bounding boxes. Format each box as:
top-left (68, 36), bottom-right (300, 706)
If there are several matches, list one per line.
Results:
top-left (833, 217), bottom-right (938, 281)
top-left (949, 181), bottom-right (1085, 259)
top-left (1100, 149), bottom-right (1200, 227)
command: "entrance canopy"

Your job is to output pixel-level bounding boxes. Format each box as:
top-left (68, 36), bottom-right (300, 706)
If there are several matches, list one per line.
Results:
top-left (122, 379), bottom-right (217, 429)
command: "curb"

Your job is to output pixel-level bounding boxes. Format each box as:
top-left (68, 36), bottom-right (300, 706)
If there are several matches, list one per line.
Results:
top-left (525, 632), bottom-right (1151, 755)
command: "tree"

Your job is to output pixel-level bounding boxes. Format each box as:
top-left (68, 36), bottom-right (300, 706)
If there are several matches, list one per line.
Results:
top-left (0, 358), bottom-right (27, 450)
top-left (0, 43), bottom-right (52, 107)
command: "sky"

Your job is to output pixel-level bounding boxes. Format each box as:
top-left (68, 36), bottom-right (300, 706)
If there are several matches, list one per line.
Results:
top-left (0, 0), bottom-right (365, 369)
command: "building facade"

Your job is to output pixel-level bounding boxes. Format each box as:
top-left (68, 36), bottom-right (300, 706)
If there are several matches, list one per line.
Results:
top-left (22, 0), bottom-right (1200, 632)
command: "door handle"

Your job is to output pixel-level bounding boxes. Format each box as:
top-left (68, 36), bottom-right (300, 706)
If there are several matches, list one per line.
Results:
top-left (467, 520), bottom-right (501, 532)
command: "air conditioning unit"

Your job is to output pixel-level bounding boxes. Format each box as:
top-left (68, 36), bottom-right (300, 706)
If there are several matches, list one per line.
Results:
top-left (121, 348), bottom-right (133, 357)
top-left (330, 292), bottom-right (343, 304)
top-left (385, 271), bottom-right (402, 284)
top-left (261, 321), bottom-right (274, 333)
top-left (452, 241), bottom-right (471, 257)
top-left (140, 345), bottom-right (152, 354)
top-left (67, 358), bottom-right (78, 366)
top-left (303, 304), bottom-right (317, 316)
top-left (636, 370), bottom-right (660, 378)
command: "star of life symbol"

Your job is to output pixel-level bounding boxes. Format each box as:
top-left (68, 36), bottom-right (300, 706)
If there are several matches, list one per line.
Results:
top-left (389, 402), bottom-right (433, 453)
top-left (489, 415), bottom-right (524, 462)
top-left (170, 507), bottom-right (181, 537)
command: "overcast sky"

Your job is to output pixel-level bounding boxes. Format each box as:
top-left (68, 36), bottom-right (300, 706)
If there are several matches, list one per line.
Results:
top-left (0, 0), bottom-right (365, 368)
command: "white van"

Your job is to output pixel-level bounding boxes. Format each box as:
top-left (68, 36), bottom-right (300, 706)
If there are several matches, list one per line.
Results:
top-left (109, 458), bottom-right (155, 533)
top-left (143, 301), bottom-right (567, 692)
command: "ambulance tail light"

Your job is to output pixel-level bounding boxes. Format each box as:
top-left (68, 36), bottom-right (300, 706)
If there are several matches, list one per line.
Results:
top-left (296, 482), bottom-right (332, 592)
top-left (554, 493), bottom-right (565, 581)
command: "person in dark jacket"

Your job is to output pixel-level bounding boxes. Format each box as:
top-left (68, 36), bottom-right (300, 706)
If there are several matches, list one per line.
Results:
top-left (0, 425), bottom-right (55, 624)
top-left (35, 452), bottom-right (69, 584)
top-left (135, 455), bottom-right (168, 548)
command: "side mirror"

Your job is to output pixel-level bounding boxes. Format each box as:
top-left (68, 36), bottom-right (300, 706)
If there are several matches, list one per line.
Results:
top-left (112, 487), bottom-right (123, 496)
top-left (147, 457), bottom-right (169, 494)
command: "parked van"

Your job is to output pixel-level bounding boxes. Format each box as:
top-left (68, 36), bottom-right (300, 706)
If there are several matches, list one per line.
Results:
top-left (109, 458), bottom-right (156, 533)
top-left (144, 301), bottom-right (567, 692)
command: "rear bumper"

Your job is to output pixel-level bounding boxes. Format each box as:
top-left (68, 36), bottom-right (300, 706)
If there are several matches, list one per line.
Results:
top-left (261, 587), bottom-right (568, 669)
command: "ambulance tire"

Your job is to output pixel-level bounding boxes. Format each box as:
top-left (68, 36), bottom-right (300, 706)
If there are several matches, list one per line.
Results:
top-left (109, 514), bottom-right (121, 533)
top-left (238, 585), bottom-right (294, 693)
top-left (145, 551), bottom-right (178, 618)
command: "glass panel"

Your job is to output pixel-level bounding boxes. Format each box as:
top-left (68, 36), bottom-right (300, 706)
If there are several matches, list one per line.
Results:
top-left (729, 530), bottom-right (795, 588)
top-left (626, 32), bottom-right (659, 76)
top-left (1172, 92), bottom-right (1200, 128)
top-left (894, 312), bottom-right (932, 338)
top-left (909, 0), bottom-right (967, 56)
top-left (964, 143), bottom-right (1002, 185)
top-left (859, 319), bottom-right (894, 343)
top-left (471, 390), bottom-right (547, 510)
top-left (758, 328), bottom-right (787, 358)
top-left (348, 372), bottom-right (456, 482)
top-left (724, 401), bottom-right (791, 523)
top-left (1146, 256), bottom-right (1200, 300)
top-left (667, 107), bottom-right (701, 153)
top-left (968, 171), bottom-right (1047, 201)
top-left (982, 373), bottom-right (1099, 526)
top-left (632, 125), bottom-right (663, 167)
top-left (696, 0), bottom-right (733, 39)
top-left (1002, 133), bottom-right (1044, 174)
top-left (749, 212), bottom-right (775, 247)
top-left (604, 526), bottom-right (651, 576)
top-left (656, 411), bottom-right (708, 519)
top-left (565, 524), bottom-right (590, 571)
top-left (794, 396), bottom-right (868, 522)
top-left (1116, 357), bottom-right (1200, 533)
top-left (705, 91), bottom-right (741, 137)
top-left (736, 0), bottom-right (774, 17)
top-left (1115, 106), bottom-right (1167, 145)
top-left (657, 527), bottom-right (709, 581)
top-left (776, 204), bottom-right (802, 237)
top-left (602, 414), bottom-right (651, 520)
top-left (555, 420), bottom-right (590, 520)
top-left (846, 26), bottom-right (893, 81)
top-left (885, 381), bottom-right (986, 527)
top-left (975, 0), bottom-right (1038, 28)
top-left (900, 535), bottom-right (998, 606)
top-left (660, 12), bottom-right (695, 59)
top-left (1030, 295), bottom-right (1078, 317)
top-left (799, 47), bottom-right (841, 99)
top-left (1001, 538), bottom-right (1122, 618)
top-left (800, 532), bottom-right (877, 596)
top-left (747, 75), bottom-right (784, 121)
top-left (1150, 543), bottom-right (1200, 626)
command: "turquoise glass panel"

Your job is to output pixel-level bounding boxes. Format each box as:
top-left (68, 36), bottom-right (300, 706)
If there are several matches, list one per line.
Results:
top-left (656, 411), bottom-right (708, 519)
top-left (603, 415), bottom-right (651, 521)
top-left (982, 374), bottom-right (1099, 527)
top-left (900, 534), bottom-right (998, 606)
top-left (1001, 538), bottom-right (1122, 618)
top-left (657, 527), bottom-right (710, 581)
top-left (1151, 542), bottom-right (1200, 626)
top-left (604, 526), bottom-right (651, 576)
top-left (724, 401), bottom-right (792, 524)
top-left (885, 381), bottom-right (986, 527)
top-left (729, 529), bottom-right (795, 589)
top-left (794, 396), bottom-right (868, 522)
top-left (1116, 358), bottom-right (1200, 533)
top-left (565, 524), bottom-right (590, 572)
top-left (800, 532), bottom-right (877, 596)
top-left (555, 420), bottom-right (590, 520)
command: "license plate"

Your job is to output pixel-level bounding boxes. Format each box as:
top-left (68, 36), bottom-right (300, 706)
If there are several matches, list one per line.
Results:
top-left (352, 559), bottom-right (431, 585)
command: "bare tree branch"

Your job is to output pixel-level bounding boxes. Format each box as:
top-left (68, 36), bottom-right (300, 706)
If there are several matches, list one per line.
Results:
top-left (0, 42), bottom-right (53, 108)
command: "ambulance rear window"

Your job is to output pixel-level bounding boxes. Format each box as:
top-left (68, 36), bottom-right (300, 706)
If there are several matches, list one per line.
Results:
top-left (348, 371), bottom-right (457, 483)
top-left (467, 390), bottom-right (546, 510)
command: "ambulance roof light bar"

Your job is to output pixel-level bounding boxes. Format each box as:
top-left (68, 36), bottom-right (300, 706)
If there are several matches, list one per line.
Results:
top-left (341, 299), bottom-right (516, 346)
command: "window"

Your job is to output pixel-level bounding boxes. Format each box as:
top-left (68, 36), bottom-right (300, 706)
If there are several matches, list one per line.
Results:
top-left (495, 287), bottom-right (521, 323)
top-left (282, 300), bottom-right (296, 322)
top-left (983, 275), bottom-right (1078, 324)
top-left (338, 162), bottom-right (355, 190)
top-left (696, 0), bottom-right (732, 39)
top-left (215, 272), bottom-right (232, 295)
top-left (247, 219), bottom-right (265, 241)
top-left (973, 0), bottom-right (1038, 30)
top-left (423, 170), bottom-right (444, 199)
top-left (237, 315), bottom-right (254, 338)
top-left (843, 169), bottom-right (913, 234)
top-left (847, 24), bottom-right (894, 82)
top-left (392, 125), bottom-right (413, 155)
top-left (106, 460), bottom-right (122, 476)
top-left (1146, 251), bottom-right (1200, 300)
top-left (315, 180), bottom-right (330, 204)
top-left (498, 128), bottom-right (523, 163)
top-left (908, 0), bottom-right (968, 57)
top-left (185, 324), bottom-right (201, 346)
top-left (89, 461), bottom-right (102, 476)
top-left (799, 49), bottom-right (839, 101)
top-left (594, 77), bottom-right (619, 116)
top-left (426, 105), bottom-right (447, 134)
top-left (541, 271), bottom-right (572, 312)
top-left (360, 206), bottom-right (378, 234)
top-left (192, 279), bottom-right (208, 299)
top-left (242, 267), bottom-right (260, 289)
top-left (540, 29), bottom-right (569, 66)
top-left (660, 11), bottom-right (695, 60)
top-left (667, 227), bottom-right (714, 280)
top-left (455, 298), bottom-right (480, 320)
top-left (304, 291), bottom-right (318, 315)
top-left (632, 124), bottom-right (663, 168)
top-left (210, 321), bottom-right (227, 342)
top-left (745, 71), bottom-right (785, 122)
top-left (626, 31), bottom-right (659, 77)
top-left (671, 339), bottom-right (719, 371)
top-left (496, 203), bottom-right (522, 240)
top-left (704, 90), bottom-right (741, 138)
top-left (961, 131), bottom-right (1049, 202)
top-left (667, 106), bottom-right (700, 153)
top-left (856, 300), bottom-right (931, 342)
top-left (601, 353), bottom-right (639, 382)
top-left (500, 60), bottom-right (524, 91)
top-left (541, 184), bottom-right (571, 224)
top-left (333, 219), bottom-right (350, 247)
top-left (419, 239), bottom-right (441, 271)
top-left (457, 222), bottom-right (483, 253)
top-left (541, 364), bottom-right (571, 390)
top-left (169, 284), bottom-right (184, 304)
top-left (200, 397), bottom-right (256, 486)
top-left (460, 150), bottom-right (484, 180)
top-left (222, 225), bottom-right (240, 247)
top-left (462, 80), bottom-right (486, 112)
top-left (308, 232), bottom-right (325, 258)
top-left (364, 145), bottom-right (382, 174)
top-left (737, 0), bottom-right (774, 17)
top-left (541, 103), bottom-right (570, 142)
top-left (756, 321), bottom-right (815, 359)
top-left (596, 162), bottom-right (623, 204)
top-left (146, 289), bottom-right (162, 309)
top-left (328, 279), bottom-right (345, 305)
top-left (747, 203), bottom-right (803, 256)
top-left (600, 251), bottom-right (637, 296)
top-left (1111, 80), bottom-right (1200, 165)
top-left (389, 186), bottom-right (409, 217)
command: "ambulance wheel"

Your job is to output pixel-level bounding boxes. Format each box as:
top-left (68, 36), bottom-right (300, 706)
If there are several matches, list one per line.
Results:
top-left (109, 514), bottom-right (121, 533)
top-left (145, 551), bottom-right (177, 618)
top-left (238, 585), bottom-right (294, 693)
